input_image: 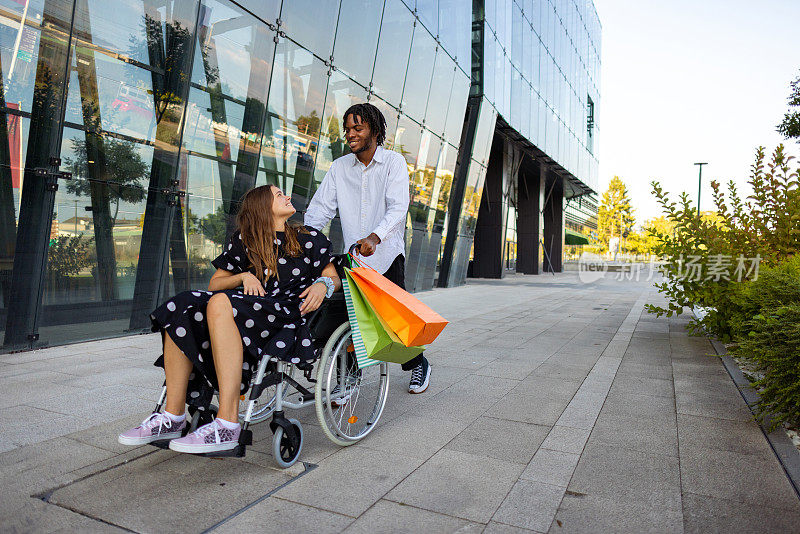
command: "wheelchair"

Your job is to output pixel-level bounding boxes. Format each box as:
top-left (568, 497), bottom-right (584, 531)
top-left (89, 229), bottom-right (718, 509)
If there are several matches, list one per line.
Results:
top-left (149, 290), bottom-right (390, 468)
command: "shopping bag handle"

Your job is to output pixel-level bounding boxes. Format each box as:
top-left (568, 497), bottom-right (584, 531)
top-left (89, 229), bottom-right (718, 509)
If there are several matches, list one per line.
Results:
top-left (346, 243), bottom-right (372, 270)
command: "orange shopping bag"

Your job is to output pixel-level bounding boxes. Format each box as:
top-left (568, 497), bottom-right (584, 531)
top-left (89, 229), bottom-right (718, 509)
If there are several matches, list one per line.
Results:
top-left (348, 266), bottom-right (448, 347)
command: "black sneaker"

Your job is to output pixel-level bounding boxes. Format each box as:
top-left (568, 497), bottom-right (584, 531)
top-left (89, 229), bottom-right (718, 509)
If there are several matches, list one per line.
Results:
top-left (408, 357), bottom-right (431, 394)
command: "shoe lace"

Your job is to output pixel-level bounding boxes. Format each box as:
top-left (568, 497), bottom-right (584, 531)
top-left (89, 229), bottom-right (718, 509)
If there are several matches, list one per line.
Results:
top-left (189, 420), bottom-right (221, 443)
top-left (140, 413), bottom-right (173, 434)
top-left (411, 364), bottom-right (424, 384)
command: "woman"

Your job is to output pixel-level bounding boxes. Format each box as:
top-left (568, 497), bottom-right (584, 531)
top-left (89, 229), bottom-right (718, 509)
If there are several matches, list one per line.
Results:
top-left (118, 185), bottom-right (341, 454)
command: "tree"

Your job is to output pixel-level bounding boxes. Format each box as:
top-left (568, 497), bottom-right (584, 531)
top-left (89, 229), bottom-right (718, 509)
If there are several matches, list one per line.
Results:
top-left (778, 73), bottom-right (800, 142)
top-left (596, 176), bottom-right (635, 251)
top-left (65, 137), bottom-right (149, 224)
top-left (198, 205), bottom-right (228, 245)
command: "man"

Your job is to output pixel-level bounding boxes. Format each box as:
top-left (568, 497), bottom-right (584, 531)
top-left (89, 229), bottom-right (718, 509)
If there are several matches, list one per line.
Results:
top-left (304, 103), bottom-right (431, 394)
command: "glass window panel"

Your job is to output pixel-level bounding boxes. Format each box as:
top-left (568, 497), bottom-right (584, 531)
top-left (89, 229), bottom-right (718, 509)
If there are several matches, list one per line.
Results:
top-left (438, 0), bottom-right (469, 65)
top-left (407, 133), bottom-right (442, 291)
top-left (482, 29), bottom-right (494, 104)
top-left (313, 71), bottom-right (368, 188)
top-left (424, 50), bottom-right (454, 136)
top-left (393, 114), bottom-right (422, 171)
top-left (332, 0), bottom-right (382, 86)
top-left (443, 71), bottom-right (469, 145)
top-left (262, 39), bottom-right (329, 209)
top-left (32, 0), bottom-right (198, 346)
top-left (511, 2), bottom-right (523, 71)
top-left (280, 0), bottom-right (340, 60)
top-left (416, 0), bottom-right (438, 36)
top-left (370, 0), bottom-right (414, 108)
top-left (400, 25), bottom-right (436, 123)
top-left (510, 66), bottom-right (521, 131)
top-left (231, 0), bottom-right (281, 24)
top-left (484, 0), bottom-right (496, 29)
top-left (367, 94), bottom-right (399, 149)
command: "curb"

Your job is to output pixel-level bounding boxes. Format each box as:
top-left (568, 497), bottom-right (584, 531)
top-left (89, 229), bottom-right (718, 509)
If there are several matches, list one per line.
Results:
top-left (708, 337), bottom-right (800, 501)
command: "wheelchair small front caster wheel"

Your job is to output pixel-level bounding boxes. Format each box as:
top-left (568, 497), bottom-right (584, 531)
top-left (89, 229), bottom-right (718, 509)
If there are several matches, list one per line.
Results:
top-left (272, 418), bottom-right (303, 468)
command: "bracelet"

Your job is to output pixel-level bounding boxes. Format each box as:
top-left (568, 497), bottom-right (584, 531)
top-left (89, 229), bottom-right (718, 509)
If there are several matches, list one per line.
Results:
top-left (315, 276), bottom-right (335, 298)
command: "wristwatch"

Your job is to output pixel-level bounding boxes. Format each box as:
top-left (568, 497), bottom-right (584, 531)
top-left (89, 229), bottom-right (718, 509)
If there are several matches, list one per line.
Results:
top-left (315, 276), bottom-right (335, 298)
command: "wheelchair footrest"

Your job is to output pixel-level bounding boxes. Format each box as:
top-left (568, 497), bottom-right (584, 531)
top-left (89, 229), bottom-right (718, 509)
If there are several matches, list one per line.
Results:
top-left (239, 428), bottom-right (253, 446)
top-left (200, 444), bottom-right (246, 458)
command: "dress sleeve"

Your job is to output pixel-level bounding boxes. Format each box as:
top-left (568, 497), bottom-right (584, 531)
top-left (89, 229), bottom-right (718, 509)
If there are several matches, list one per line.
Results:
top-left (305, 226), bottom-right (334, 279)
top-left (211, 231), bottom-right (250, 274)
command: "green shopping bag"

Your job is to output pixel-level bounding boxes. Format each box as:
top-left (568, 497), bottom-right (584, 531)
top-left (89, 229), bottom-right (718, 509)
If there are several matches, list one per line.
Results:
top-left (344, 268), bottom-right (423, 368)
top-left (341, 272), bottom-right (378, 369)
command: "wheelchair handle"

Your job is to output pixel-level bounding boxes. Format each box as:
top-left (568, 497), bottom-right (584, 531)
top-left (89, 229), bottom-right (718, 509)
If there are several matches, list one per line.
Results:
top-left (348, 243), bottom-right (362, 255)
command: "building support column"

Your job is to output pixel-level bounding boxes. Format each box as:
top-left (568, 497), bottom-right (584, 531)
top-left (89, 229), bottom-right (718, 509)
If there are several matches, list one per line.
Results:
top-left (471, 135), bottom-right (504, 278)
top-left (542, 171), bottom-right (564, 272)
top-left (516, 156), bottom-right (544, 274)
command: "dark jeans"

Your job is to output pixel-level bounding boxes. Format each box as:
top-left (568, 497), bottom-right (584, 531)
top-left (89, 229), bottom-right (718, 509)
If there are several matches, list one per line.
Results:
top-left (382, 254), bottom-right (425, 371)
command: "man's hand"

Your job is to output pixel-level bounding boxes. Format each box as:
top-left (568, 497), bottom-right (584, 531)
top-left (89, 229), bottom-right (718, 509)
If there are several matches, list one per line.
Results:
top-left (241, 272), bottom-right (266, 296)
top-left (356, 233), bottom-right (381, 257)
top-left (299, 282), bottom-right (327, 316)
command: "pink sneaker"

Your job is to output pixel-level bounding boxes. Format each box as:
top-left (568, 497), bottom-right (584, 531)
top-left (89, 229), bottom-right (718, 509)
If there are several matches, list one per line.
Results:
top-left (169, 419), bottom-right (240, 454)
top-left (118, 413), bottom-right (186, 445)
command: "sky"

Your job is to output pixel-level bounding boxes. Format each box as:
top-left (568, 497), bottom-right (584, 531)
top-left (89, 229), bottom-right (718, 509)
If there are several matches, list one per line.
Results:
top-left (593, 0), bottom-right (800, 226)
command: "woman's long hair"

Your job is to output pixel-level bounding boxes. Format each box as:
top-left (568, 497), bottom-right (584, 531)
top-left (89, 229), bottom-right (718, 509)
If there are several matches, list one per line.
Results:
top-left (236, 185), bottom-right (307, 282)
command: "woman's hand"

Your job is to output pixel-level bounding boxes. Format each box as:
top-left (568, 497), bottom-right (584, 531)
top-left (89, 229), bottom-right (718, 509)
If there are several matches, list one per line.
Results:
top-left (241, 272), bottom-right (266, 297)
top-left (299, 282), bottom-right (327, 316)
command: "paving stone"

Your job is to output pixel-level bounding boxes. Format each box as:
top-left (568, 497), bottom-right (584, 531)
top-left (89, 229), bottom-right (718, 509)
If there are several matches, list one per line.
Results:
top-left (2, 498), bottom-right (128, 533)
top-left (492, 479), bottom-right (565, 532)
top-left (674, 389), bottom-right (752, 422)
top-left (484, 520), bottom-right (544, 533)
top-left (520, 448), bottom-right (580, 487)
top-left (676, 414), bottom-right (774, 457)
top-left (445, 416), bottom-right (549, 465)
top-left (490, 392), bottom-right (570, 426)
top-left (386, 449), bottom-right (524, 523)
top-left (216, 496), bottom-right (353, 533)
top-left (589, 410), bottom-right (679, 458)
top-left (608, 375), bottom-right (674, 398)
top-left (276, 446), bottom-right (422, 518)
top-left (49, 452), bottom-right (294, 533)
top-left (531, 363), bottom-right (590, 381)
top-left (681, 492), bottom-right (800, 533)
top-left (600, 391), bottom-right (676, 419)
top-left (679, 446), bottom-right (800, 511)
top-left (539, 425), bottom-right (592, 455)
top-left (511, 375), bottom-right (582, 401)
top-left (342, 499), bottom-right (482, 533)
top-left (615, 360), bottom-right (673, 380)
top-left (568, 443), bottom-right (681, 511)
top-left (550, 491), bottom-right (683, 533)
top-left (360, 413), bottom-right (468, 460)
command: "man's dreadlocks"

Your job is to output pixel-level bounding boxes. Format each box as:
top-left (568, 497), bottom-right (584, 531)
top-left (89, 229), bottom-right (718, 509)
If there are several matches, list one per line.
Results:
top-left (343, 103), bottom-right (387, 146)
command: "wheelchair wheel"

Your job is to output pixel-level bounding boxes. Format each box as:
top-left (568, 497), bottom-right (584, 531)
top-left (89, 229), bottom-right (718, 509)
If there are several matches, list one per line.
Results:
top-left (272, 418), bottom-right (303, 468)
top-left (315, 322), bottom-right (389, 446)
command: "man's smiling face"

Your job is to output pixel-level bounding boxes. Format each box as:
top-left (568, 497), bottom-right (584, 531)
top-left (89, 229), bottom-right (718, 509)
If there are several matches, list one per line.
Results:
top-left (344, 113), bottom-right (375, 154)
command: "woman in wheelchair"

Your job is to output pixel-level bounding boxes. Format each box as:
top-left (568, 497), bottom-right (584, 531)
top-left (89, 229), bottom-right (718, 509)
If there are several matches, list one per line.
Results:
top-left (119, 185), bottom-right (341, 454)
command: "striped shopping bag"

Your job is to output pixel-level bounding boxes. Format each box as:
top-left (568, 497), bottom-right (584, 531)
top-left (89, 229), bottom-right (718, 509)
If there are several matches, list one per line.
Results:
top-left (341, 271), bottom-right (381, 369)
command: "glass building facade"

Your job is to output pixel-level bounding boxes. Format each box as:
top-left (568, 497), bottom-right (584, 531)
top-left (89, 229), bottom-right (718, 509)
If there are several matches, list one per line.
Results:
top-left (0, 0), bottom-right (598, 352)
top-left (460, 0), bottom-right (600, 280)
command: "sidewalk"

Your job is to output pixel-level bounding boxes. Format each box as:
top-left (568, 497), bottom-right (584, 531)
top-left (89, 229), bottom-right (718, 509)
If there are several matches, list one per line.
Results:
top-left (1, 273), bottom-right (799, 533)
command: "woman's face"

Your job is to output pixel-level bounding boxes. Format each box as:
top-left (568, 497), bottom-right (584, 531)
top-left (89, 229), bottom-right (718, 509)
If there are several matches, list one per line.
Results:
top-left (270, 186), bottom-right (296, 219)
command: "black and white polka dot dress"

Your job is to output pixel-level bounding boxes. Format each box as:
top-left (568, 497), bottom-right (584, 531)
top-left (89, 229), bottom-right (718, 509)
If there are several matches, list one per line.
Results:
top-left (150, 226), bottom-right (334, 408)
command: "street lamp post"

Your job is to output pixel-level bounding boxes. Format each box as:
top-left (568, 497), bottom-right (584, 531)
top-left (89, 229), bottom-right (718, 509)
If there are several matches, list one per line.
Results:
top-left (694, 162), bottom-right (707, 214)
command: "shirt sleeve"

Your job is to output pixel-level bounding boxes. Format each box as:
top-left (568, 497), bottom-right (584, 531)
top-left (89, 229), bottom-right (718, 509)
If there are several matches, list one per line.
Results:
top-left (304, 166), bottom-right (338, 231)
top-left (372, 155), bottom-right (410, 242)
top-left (306, 227), bottom-right (334, 279)
top-left (211, 231), bottom-right (250, 274)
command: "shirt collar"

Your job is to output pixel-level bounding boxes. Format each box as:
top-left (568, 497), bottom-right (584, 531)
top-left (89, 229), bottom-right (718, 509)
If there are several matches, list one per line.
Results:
top-left (351, 145), bottom-right (385, 167)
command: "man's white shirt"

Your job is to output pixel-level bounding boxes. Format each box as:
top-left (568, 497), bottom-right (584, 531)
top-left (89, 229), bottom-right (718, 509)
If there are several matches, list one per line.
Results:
top-left (304, 146), bottom-right (410, 274)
